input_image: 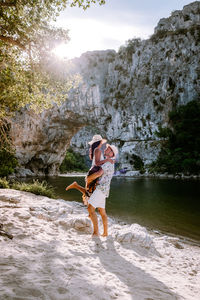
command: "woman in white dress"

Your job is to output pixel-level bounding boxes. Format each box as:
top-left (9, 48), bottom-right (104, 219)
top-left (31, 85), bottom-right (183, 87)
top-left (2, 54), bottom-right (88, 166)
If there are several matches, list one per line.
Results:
top-left (65, 135), bottom-right (114, 204)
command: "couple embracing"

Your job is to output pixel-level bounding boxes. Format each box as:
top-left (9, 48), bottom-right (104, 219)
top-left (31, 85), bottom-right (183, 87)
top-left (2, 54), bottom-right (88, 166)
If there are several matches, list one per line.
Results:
top-left (66, 135), bottom-right (118, 237)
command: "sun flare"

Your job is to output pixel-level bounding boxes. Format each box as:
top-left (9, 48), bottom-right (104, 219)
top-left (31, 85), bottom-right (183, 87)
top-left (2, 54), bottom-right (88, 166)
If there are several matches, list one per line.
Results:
top-left (53, 43), bottom-right (74, 59)
top-left (53, 17), bottom-right (149, 60)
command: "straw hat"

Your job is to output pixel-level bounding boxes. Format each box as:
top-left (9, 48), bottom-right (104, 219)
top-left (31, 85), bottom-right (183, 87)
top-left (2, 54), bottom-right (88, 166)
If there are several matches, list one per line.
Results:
top-left (88, 134), bottom-right (107, 146)
top-left (107, 144), bottom-right (118, 158)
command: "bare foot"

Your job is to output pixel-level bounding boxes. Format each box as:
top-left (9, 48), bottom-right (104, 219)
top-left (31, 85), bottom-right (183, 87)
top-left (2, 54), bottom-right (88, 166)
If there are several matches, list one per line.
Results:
top-left (92, 232), bottom-right (99, 237)
top-left (101, 233), bottom-right (108, 237)
top-left (66, 181), bottom-right (77, 191)
top-left (82, 194), bottom-right (88, 206)
top-left (83, 200), bottom-right (88, 206)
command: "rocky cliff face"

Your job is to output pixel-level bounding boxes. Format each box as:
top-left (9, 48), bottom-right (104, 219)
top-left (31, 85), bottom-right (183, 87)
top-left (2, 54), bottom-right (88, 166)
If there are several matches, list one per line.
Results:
top-left (11, 1), bottom-right (200, 176)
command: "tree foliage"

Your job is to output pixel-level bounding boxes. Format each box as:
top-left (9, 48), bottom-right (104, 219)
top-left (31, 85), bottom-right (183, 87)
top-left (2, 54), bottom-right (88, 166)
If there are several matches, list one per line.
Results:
top-left (150, 100), bottom-right (200, 175)
top-left (131, 154), bottom-right (145, 174)
top-left (60, 148), bottom-right (88, 172)
top-left (0, 117), bottom-right (18, 176)
top-left (0, 0), bottom-right (105, 116)
top-left (0, 147), bottom-right (18, 176)
top-left (0, 0), bottom-right (106, 51)
top-left (118, 38), bottom-right (141, 62)
top-left (0, 0), bottom-right (105, 150)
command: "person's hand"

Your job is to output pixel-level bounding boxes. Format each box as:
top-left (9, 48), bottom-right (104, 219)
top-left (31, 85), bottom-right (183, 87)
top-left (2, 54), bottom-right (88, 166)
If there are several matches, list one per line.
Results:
top-left (108, 158), bottom-right (115, 164)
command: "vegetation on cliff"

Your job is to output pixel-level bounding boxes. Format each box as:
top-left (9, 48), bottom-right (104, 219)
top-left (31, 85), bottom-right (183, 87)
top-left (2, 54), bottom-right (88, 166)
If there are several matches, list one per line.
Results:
top-left (150, 100), bottom-right (200, 175)
top-left (150, 24), bottom-right (200, 44)
top-left (59, 148), bottom-right (88, 173)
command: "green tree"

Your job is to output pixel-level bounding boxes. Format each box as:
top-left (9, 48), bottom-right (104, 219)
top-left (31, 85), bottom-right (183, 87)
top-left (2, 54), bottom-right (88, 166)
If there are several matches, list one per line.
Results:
top-left (0, 117), bottom-right (18, 176)
top-left (59, 148), bottom-right (88, 172)
top-left (0, 0), bottom-right (105, 51)
top-left (0, 0), bottom-right (106, 175)
top-left (0, 0), bottom-right (106, 145)
top-left (0, 148), bottom-right (18, 176)
top-left (150, 100), bottom-right (200, 175)
top-left (0, 0), bottom-right (106, 117)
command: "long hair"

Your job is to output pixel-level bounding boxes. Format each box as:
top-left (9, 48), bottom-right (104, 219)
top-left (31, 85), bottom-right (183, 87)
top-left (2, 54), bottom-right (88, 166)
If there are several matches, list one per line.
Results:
top-left (91, 141), bottom-right (101, 159)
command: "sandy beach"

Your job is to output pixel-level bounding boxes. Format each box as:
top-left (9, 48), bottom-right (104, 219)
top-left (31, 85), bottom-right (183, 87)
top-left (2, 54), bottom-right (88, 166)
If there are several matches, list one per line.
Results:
top-left (0, 189), bottom-right (200, 300)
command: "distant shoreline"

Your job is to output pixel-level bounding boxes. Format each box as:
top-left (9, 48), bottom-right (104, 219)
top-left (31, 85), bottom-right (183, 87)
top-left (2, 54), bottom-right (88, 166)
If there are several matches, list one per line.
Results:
top-left (59, 172), bottom-right (200, 180)
top-left (59, 172), bottom-right (86, 177)
top-left (12, 170), bottom-right (200, 180)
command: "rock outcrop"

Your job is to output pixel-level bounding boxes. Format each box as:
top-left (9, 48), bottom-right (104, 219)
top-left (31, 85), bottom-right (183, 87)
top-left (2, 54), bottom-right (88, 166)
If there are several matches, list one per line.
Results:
top-left (11, 1), bottom-right (200, 175)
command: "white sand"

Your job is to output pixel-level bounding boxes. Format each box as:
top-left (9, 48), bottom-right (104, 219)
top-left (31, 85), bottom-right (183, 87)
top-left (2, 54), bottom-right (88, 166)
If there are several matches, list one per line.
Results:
top-left (0, 189), bottom-right (200, 300)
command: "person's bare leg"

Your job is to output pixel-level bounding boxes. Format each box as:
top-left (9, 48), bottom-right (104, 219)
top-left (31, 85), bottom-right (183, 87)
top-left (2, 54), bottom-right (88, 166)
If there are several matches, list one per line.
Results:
top-left (98, 208), bottom-right (108, 236)
top-left (88, 204), bottom-right (99, 236)
top-left (82, 194), bottom-right (89, 206)
top-left (66, 181), bottom-right (86, 194)
top-left (66, 181), bottom-right (88, 205)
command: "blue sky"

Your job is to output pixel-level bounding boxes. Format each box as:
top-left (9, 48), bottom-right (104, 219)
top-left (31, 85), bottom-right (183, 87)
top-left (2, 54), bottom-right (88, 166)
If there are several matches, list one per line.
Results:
top-left (53, 0), bottom-right (194, 58)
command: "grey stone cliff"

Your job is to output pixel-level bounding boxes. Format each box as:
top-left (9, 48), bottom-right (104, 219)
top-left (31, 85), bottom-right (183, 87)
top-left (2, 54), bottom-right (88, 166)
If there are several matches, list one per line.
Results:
top-left (11, 1), bottom-right (200, 176)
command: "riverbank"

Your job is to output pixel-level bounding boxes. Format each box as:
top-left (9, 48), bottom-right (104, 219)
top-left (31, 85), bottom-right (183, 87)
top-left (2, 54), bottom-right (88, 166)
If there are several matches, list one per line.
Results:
top-left (0, 189), bottom-right (199, 299)
top-left (59, 171), bottom-right (200, 180)
top-left (59, 172), bottom-right (86, 177)
top-left (9, 167), bottom-right (200, 180)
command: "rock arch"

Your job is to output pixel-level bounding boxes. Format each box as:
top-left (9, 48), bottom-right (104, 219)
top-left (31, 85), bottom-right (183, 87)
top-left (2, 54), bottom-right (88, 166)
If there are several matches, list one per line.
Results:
top-left (11, 98), bottom-right (104, 176)
top-left (10, 2), bottom-right (200, 176)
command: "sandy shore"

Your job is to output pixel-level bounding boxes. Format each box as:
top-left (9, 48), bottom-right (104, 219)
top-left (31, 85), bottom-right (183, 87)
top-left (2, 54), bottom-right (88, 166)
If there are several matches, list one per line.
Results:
top-left (0, 189), bottom-right (200, 300)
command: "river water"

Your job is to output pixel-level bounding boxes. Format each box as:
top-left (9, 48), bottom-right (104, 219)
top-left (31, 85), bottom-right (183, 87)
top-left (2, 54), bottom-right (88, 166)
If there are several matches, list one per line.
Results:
top-left (43, 176), bottom-right (200, 243)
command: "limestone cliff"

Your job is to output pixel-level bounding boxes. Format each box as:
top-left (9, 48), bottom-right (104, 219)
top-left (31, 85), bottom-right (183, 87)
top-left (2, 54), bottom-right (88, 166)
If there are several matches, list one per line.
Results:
top-left (11, 1), bottom-right (200, 176)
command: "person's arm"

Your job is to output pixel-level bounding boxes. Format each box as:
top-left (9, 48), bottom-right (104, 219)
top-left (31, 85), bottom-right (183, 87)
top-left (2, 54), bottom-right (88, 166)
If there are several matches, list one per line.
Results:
top-left (89, 148), bottom-right (92, 160)
top-left (96, 158), bottom-right (115, 165)
top-left (87, 168), bottom-right (104, 186)
top-left (94, 148), bottom-right (115, 165)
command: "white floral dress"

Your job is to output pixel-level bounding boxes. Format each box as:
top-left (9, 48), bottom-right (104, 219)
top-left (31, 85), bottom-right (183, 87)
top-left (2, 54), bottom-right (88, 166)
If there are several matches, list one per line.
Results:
top-left (95, 161), bottom-right (115, 197)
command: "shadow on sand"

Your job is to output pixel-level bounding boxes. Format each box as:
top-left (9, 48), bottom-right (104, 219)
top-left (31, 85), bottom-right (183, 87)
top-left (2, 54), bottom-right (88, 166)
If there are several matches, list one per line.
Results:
top-left (70, 236), bottom-right (180, 300)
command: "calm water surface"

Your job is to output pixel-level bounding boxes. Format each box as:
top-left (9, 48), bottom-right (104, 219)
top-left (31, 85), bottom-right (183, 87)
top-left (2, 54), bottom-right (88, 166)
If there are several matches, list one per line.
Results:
top-left (41, 176), bottom-right (200, 242)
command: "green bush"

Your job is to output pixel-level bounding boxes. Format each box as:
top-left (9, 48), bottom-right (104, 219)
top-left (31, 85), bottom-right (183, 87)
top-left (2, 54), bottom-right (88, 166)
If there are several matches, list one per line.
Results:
top-left (150, 100), bottom-right (200, 174)
top-left (0, 118), bottom-right (18, 176)
top-left (130, 154), bottom-right (145, 174)
top-left (124, 38), bottom-right (141, 62)
top-left (0, 177), bottom-right (10, 188)
top-left (155, 126), bottom-right (172, 138)
top-left (0, 148), bottom-right (18, 177)
top-left (59, 148), bottom-right (88, 173)
top-left (12, 180), bottom-right (56, 198)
